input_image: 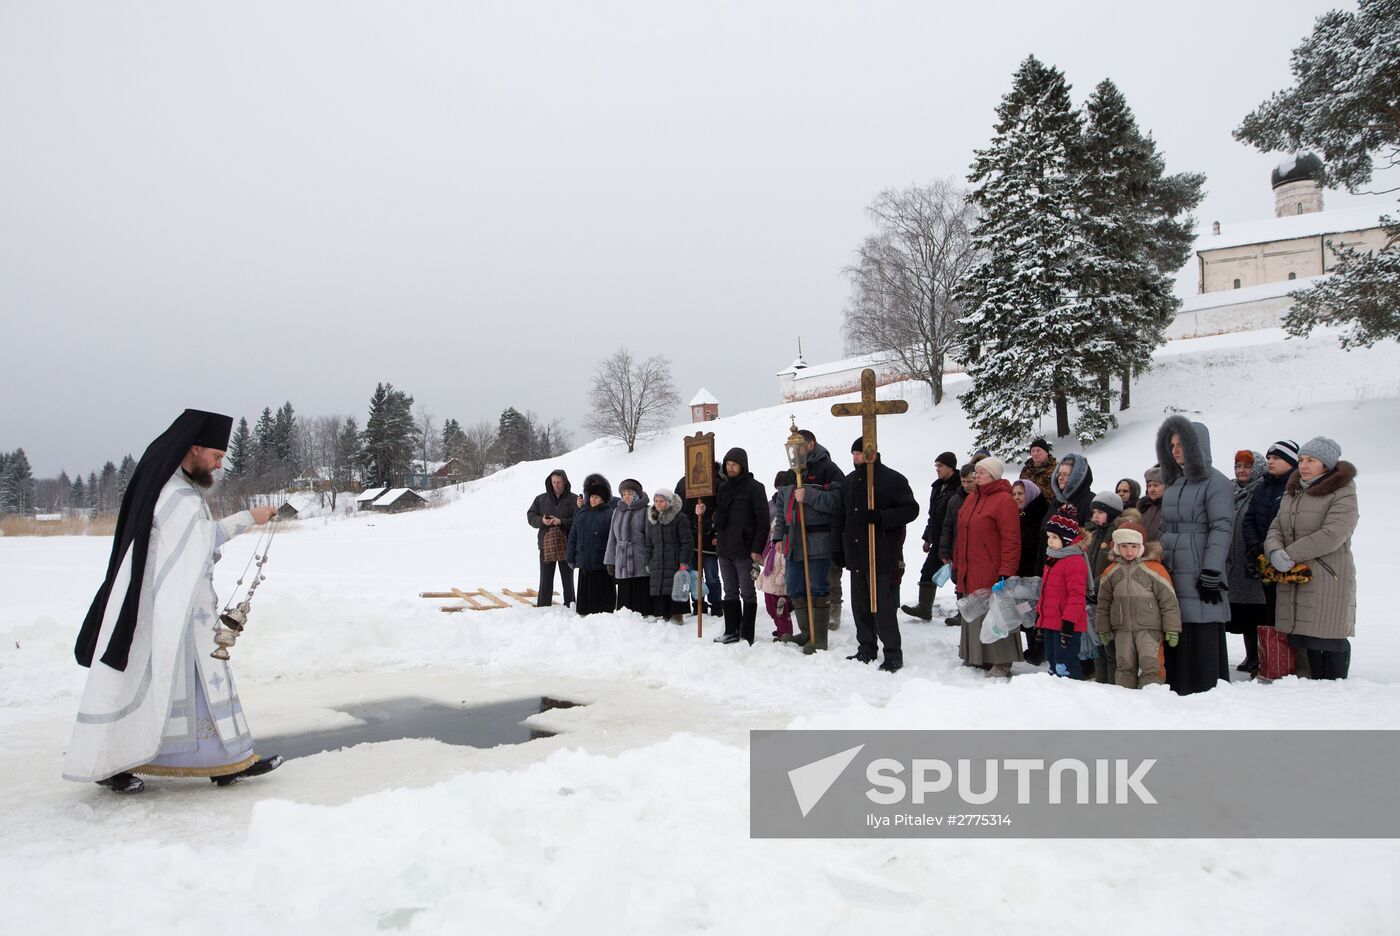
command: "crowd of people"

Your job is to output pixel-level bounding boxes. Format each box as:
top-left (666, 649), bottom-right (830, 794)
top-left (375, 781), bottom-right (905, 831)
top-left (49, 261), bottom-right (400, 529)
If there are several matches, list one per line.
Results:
top-left (525, 418), bottom-right (1360, 692)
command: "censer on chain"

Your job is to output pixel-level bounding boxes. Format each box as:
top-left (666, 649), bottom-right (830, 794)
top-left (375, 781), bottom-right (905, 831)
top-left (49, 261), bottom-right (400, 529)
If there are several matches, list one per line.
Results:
top-left (211, 516), bottom-right (280, 661)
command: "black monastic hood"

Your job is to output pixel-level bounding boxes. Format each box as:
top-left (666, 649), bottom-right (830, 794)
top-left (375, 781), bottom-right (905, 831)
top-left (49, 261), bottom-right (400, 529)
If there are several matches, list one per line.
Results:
top-left (75, 409), bottom-right (233, 671)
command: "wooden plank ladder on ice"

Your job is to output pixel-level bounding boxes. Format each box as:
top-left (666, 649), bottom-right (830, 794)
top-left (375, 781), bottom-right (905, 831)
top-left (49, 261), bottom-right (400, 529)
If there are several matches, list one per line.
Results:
top-left (419, 588), bottom-right (557, 612)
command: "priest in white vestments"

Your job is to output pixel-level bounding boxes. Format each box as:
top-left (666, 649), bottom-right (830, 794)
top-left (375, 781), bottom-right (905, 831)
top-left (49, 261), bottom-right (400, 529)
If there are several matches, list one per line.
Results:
top-left (65, 409), bottom-right (283, 794)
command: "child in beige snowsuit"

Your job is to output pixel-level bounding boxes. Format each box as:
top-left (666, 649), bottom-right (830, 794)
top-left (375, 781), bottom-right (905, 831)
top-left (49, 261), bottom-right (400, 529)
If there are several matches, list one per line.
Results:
top-left (1094, 522), bottom-right (1182, 689)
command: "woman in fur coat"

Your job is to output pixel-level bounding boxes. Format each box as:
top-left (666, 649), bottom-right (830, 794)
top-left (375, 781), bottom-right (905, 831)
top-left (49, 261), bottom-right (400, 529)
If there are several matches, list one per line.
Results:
top-left (1264, 437), bottom-right (1359, 680)
top-left (645, 488), bottom-right (692, 623)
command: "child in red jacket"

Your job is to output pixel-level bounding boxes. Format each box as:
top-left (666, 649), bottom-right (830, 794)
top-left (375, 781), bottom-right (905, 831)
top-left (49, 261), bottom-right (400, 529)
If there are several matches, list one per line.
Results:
top-left (1037, 506), bottom-right (1089, 678)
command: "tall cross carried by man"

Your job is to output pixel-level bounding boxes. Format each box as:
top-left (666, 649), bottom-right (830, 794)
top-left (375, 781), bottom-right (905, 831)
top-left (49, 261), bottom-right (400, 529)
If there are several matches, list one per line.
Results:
top-left (831, 369), bottom-right (908, 612)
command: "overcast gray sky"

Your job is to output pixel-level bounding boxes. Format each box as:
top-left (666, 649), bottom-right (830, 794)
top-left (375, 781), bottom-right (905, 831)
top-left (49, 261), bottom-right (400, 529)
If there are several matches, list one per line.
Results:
top-left (2, 0), bottom-right (1391, 476)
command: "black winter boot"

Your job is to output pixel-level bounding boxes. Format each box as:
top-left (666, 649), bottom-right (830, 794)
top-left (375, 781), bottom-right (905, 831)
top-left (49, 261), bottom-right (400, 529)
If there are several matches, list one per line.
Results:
top-left (878, 650), bottom-right (904, 673)
top-left (901, 582), bottom-right (935, 621)
top-left (713, 600), bottom-right (742, 644)
top-left (1023, 628), bottom-right (1045, 667)
top-left (740, 599), bottom-right (758, 645)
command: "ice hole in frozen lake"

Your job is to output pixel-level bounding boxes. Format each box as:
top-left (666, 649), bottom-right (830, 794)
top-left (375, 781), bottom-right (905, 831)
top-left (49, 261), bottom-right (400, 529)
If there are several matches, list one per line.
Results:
top-left (260, 696), bottom-right (582, 760)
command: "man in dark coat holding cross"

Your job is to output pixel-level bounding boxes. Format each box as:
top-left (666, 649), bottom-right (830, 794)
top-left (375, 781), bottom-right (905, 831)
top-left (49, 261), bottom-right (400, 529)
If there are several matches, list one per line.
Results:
top-left (836, 437), bottom-right (920, 671)
top-left (830, 369), bottom-right (914, 671)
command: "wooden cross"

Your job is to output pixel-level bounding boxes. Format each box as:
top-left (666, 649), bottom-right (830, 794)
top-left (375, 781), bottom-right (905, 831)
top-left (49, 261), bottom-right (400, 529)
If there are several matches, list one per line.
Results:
top-left (830, 369), bottom-right (909, 612)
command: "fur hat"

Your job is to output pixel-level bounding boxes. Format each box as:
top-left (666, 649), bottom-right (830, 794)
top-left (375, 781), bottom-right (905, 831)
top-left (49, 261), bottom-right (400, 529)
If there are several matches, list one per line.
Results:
top-left (583, 473), bottom-right (612, 502)
top-left (618, 478), bottom-right (643, 497)
top-left (936, 451), bottom-right (959, 470)
top-left (1117, 519), bottom-right (1148, 539)
top-left (1092, 490), bottom-right (1124, 520)
top-left (1045, 505), bottom-right (1081, 543)
top-left (978, 456), bottom-right (1005, 480)
top-left (1112, 525), bottom-right (1145, 547)
top-left (652, 487), bottom-right (677, 506)
top-left (1299, 437), bottom-right (1341, 470)
top-left (1144, 465), bottom-right (1163, 485)
top-left (1267, 439), bottom-right (1300, 468)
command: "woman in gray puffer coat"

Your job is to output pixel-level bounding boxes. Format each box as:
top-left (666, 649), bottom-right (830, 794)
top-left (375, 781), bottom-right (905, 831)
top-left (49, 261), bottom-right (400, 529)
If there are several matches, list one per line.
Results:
top-left (1264, 437), bottom-right (1359, 680)
top-left (1156, 416), bottom-right (1235, 695)
top-left (606, 478), bottom-right (651, 615)
top-left (646, 488), bottom-right (693, 622)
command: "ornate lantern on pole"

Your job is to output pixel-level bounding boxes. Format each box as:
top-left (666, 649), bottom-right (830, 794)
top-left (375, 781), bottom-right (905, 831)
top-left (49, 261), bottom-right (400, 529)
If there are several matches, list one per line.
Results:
top-left (784, 417), bottom-right (815, 623)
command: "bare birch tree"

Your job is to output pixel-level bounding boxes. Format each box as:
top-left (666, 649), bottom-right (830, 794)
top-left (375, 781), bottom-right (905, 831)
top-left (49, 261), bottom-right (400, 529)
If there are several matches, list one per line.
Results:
top-left (841, 180), bottom-right (979, 404)
top-left (583, 348), bottom-right (680, 453)
top-left (462, 420), bottom-right (497, 480)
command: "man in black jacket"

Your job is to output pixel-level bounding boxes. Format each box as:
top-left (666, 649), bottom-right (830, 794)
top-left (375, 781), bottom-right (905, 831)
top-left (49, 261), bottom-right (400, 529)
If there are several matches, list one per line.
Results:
top-left (526, 469), bottom-right (576, 606)
top-left (837, 438), bottom-right (921, 672)
top-left (705, 447), bottom-right (769, 645)
top-left (901, 451), bottom-right (959, 620)
top-left (1244, 439), bottom-right (1300, 659)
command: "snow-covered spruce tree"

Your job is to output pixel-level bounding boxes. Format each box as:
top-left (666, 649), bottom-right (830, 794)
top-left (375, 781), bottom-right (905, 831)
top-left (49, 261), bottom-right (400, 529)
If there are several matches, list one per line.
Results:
top-left (440, 418), bottom-right (466, 461)
top-left (252, 407), bottom-right (276, 486)
top-left (2, 448), bottom-right (37, 514)
top-left (959, 55), bottom-right (1095, 450)
top-left (335, 416), bottom-right (359, 486)
top-left (0, 450), bottom-right (19, 513)
top-left (495, 407), bottom-right (534, 467)
top-left (55, 471), bottom-right (72, 511)
top-left (97, 461), bottom-right (118, 512)
top-left (359, 383), bottom-right (418, 487)
top-left (1235, 0), bottom-right (1400, 346)
top-left (1075, 79), bottom-right (1204, 436)
top-left (1285, 215), bottom-right (1400, 345)
top-left (225, 417), bottom-right (253, 477)
top-left (272, 402), bottom-right (298, 474)
top-left (115, 454), bottom-right (136, 502)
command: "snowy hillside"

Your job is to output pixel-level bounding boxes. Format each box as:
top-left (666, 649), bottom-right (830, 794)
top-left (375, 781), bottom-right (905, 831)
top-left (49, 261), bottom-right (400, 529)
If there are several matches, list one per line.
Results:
top-left (2, 328), bottom-right (1398, 934)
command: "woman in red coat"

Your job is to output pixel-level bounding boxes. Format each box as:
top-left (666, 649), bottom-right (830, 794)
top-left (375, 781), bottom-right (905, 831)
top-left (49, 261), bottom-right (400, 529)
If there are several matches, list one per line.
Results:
top-left (955, 457), bottom-right (1023, 678)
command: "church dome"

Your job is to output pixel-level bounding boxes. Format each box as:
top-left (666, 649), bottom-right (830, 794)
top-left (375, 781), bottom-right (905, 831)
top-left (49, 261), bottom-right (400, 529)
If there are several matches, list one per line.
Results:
top-left (1271, 152), bottom-right (1323, 189)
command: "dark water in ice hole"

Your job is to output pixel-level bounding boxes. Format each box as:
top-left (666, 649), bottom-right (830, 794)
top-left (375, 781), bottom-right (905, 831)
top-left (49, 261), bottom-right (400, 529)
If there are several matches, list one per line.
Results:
top-left (259, 696), bottom-right (582, 761)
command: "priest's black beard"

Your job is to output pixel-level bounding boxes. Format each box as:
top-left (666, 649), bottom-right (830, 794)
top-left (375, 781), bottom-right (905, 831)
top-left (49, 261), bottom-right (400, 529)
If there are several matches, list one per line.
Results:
top-left (183, 467), bottom-right (215, 489)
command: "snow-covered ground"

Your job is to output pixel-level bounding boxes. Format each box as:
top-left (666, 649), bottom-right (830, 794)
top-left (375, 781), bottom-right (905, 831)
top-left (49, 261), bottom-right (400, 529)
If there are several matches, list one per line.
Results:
top-left (2, 329), bottom-right (1398, 934)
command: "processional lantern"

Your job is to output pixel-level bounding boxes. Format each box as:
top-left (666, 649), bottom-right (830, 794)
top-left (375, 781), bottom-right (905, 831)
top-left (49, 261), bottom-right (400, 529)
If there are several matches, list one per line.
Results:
top-left (785, 417), bottom-right (808, 477)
